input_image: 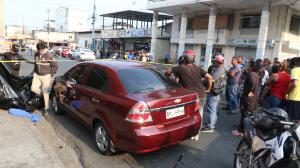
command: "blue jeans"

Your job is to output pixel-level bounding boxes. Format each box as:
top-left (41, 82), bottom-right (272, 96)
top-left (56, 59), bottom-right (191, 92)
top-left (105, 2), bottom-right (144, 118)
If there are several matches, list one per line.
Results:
top-left (206, 93), bottom-right (220, 129)
top-left (199, 98), bottom-right (206, 121)
top-left (268, 95), bottom-right (285, 108)
top-left (226, 84), bottom-right (239, 113)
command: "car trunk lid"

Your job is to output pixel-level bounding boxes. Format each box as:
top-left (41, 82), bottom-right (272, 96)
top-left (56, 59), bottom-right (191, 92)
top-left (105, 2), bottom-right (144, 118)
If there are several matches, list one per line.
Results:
top-left (131, 88), bottom-right (197, 126)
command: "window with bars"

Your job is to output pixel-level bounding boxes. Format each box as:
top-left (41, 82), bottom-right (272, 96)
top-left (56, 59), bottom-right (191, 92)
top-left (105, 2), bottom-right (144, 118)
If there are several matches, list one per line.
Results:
top-left (290, 15), bottom-right (300, 34)
top-left (240, 14), bottom-right (261, 28)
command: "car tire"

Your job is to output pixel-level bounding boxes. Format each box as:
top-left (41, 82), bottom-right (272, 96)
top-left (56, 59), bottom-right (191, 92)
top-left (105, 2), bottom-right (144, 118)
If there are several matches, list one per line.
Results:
top-left (51, 94), bottom-right (64, 115)
top-left (94, 122), bottom-right (116, 156)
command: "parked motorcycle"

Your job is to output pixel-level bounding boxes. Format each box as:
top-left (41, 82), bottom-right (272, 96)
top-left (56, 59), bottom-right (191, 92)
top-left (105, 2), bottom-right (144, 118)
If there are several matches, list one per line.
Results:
top-left (234, 108), bottom-right (300, 168)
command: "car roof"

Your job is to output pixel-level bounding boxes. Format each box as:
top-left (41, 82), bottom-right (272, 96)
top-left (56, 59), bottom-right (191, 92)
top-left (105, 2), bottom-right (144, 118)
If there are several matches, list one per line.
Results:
top-left (81, 60), bottom-right (154, 71)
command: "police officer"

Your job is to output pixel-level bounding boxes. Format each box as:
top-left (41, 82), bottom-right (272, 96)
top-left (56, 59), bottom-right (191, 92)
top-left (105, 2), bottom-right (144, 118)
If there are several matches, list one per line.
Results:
top-left (31, 42), bottom-right (58, 116)
top-left (1, 44), bottom-right (24, 77)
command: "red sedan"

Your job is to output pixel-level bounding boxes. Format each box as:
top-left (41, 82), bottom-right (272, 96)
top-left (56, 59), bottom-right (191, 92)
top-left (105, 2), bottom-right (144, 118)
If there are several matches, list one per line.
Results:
top-left (51, 61), bottom-right (201, 155)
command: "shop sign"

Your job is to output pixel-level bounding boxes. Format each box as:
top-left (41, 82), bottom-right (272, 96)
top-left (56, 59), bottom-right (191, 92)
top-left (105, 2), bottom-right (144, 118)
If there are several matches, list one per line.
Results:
top-left (101, 29), bottom-right (151, 38)
top-left (228, 39), bottom-right (274, 48)
top-left (122, 29), bottom-right (151, 38)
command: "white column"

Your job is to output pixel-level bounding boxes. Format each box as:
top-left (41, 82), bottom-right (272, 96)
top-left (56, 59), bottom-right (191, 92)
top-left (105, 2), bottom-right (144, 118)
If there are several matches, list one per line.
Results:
top-left (232, 12), bottom-right (241, 38)
top-left (170, 15), bottom-right (180, 63)
top-left (170, 44), bottom-right (178, 63)
top-left (204, 4), bottom-right (216, 70)
top-left (255, 0), bottom-right (271, 60)
top-left (272, 6), bottom-right (287, 60)
top-left (177, 11), bottom-right (187, 59)
top-left (171, 15), bottom-right (180, 39)
top-left (150, 11), bottom-right (158, 62)
top-left (195, 44), bottom-right (202, 66)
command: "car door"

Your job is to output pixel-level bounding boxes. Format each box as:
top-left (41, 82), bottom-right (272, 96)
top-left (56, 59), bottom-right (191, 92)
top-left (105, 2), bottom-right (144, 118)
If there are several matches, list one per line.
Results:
top-left (58, 64), bottom-right (90, 118)
top-left (74, 66), bottom-right (110, 126)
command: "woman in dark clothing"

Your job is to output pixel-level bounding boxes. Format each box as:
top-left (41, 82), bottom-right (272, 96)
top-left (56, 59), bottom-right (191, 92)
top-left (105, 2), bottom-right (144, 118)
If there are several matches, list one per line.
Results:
top-left (232, 60), bottom-right (260, 136)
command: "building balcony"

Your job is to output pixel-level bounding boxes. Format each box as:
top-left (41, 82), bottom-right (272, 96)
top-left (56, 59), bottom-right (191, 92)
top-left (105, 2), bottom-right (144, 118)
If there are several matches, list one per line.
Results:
top-left (170, 29), bottom-right (228, 45)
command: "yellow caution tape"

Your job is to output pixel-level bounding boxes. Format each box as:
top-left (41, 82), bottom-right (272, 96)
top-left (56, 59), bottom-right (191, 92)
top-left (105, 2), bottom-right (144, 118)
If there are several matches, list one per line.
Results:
top-left (0, 59), bottom-right (176, 67)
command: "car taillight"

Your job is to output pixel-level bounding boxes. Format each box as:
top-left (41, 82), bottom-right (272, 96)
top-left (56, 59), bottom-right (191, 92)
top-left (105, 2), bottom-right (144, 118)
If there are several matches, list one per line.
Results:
top-left (126, 101), bottom-right (153, 124)
top-left (195, 95), bottom-right (200, 112)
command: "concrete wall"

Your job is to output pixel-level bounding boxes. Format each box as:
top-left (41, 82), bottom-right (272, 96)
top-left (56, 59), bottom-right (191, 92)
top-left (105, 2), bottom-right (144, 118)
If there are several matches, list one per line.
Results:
top-left (55, 7), bottom-right (88, 32)
top-left (55, 8), bottom-right (67, 32)
top-left (155, 39), bottom-right (170, 62)
top-left (67, 8), bottom-right (88, 32)
top-left (193, 15), bottom-right (229, 29)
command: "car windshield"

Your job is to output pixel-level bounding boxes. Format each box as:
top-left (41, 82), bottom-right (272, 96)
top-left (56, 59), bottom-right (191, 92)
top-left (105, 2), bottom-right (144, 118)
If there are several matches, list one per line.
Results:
top-left (118, 68), bottom-right (179, 93)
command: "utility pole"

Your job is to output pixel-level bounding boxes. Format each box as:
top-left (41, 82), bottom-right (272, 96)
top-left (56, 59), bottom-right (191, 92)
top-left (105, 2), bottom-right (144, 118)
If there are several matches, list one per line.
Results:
top-left (22, 18), bottom-right (25, 35)
top-left (47, 9), bottom-right (50, 48)
top-left (91, 0), bottom-right (96, 52)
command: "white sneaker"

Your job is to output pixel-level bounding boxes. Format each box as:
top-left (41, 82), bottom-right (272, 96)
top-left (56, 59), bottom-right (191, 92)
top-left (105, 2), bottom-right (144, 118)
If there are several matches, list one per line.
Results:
top-left (194, 134), bottom-right (200, 141)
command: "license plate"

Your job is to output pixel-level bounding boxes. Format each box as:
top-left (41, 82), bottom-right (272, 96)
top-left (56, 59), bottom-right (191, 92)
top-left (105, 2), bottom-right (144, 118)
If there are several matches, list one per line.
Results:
top-left (166, 106), bottom-right (185, 119)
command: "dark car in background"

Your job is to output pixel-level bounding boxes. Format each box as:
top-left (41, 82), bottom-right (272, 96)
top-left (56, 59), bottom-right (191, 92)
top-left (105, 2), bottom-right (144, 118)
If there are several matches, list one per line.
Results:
top-left (51, 61), bottom-right (202, 155)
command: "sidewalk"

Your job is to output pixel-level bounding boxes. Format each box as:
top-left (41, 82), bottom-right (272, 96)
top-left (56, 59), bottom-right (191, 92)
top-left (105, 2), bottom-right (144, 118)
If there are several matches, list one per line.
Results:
top-left (0, 110), bottom-right (81, 168)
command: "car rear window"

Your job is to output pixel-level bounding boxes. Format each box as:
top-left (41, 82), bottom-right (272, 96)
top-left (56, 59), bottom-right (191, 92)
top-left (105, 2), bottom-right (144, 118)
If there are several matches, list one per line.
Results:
top-left (118, 68), bottom-right (179, 93)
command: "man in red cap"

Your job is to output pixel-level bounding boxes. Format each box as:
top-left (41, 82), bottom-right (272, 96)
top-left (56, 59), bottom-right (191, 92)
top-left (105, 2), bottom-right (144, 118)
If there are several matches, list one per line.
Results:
top-left (166, 50), bottom-right (213, 140)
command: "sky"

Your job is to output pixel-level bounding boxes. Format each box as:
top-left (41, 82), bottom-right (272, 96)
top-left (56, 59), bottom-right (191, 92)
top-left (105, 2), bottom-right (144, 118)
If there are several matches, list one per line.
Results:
top-left (4, 0), bottom-right (148, 29)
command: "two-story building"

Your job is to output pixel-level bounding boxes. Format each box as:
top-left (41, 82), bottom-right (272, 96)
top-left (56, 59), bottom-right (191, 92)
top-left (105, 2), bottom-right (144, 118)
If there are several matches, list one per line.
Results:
top-left (148, 0), bottom-right (300, 69)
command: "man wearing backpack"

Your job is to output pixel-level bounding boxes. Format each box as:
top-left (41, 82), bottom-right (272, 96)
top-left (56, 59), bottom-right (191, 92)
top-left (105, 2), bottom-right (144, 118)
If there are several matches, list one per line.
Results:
top-left (201, 54), bottom-right (226, 132)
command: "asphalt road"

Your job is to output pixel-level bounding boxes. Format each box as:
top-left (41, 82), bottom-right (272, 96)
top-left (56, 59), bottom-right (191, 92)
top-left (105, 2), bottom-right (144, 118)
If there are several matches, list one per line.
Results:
top-left (19, 52), bottom-right (241, 168)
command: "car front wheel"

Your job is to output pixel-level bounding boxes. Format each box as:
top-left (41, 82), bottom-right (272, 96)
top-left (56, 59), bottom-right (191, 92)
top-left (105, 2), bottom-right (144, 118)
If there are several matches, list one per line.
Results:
top-left (94, 122), bottom-right (115, 156)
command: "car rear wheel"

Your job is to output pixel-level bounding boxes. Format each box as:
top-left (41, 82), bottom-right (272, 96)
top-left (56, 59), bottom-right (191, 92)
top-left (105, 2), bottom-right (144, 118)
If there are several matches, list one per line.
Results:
top-left (51, 95), bottom-right (64, 115)
top-left (94, 122), bottom-right (115, 156)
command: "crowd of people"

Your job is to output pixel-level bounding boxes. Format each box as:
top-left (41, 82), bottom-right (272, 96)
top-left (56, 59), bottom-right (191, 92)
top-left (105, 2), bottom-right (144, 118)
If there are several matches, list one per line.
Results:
top-left (166, 49), bottom-right (300, 138)
top-left (99, 49), bottom-right (152, 62)
top-left (124, 50), bottom-right (151, 62)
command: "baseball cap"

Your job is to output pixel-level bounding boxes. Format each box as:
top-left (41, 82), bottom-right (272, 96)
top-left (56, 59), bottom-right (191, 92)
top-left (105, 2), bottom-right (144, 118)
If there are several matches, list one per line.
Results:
top-left (183, 50), bottom-right (196, 61)
top-left (183, 50), bottom-right (196, 57)
top-left (213, 54), bottom-right (224, 63)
